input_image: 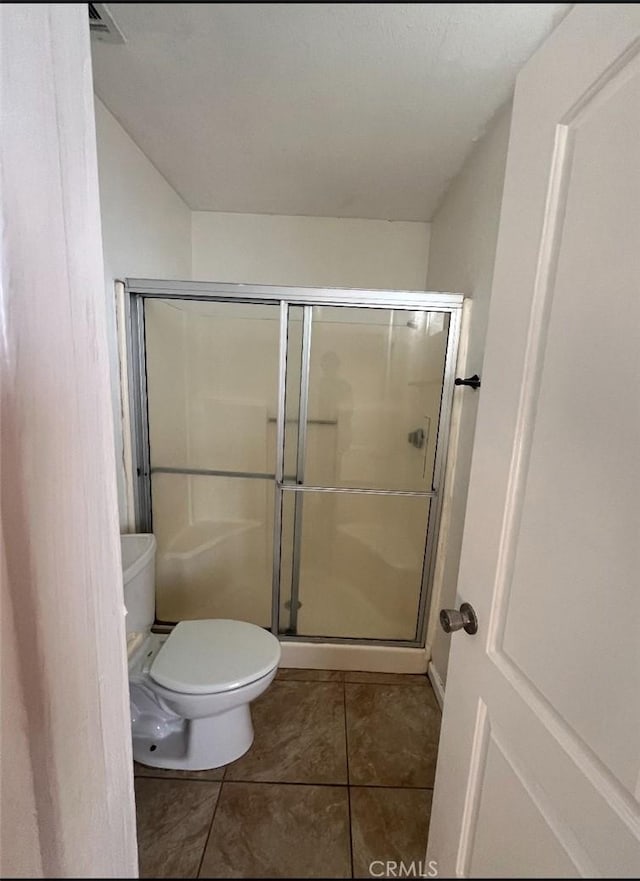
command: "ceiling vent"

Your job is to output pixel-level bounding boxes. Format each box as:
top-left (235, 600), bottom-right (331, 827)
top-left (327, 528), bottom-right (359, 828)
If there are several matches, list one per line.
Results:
top-left (88, 3), bottom-right (125, 44)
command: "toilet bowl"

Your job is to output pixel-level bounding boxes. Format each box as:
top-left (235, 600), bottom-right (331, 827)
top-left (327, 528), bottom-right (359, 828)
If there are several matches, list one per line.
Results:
top-left (122, 534), bottom-right (280, 770)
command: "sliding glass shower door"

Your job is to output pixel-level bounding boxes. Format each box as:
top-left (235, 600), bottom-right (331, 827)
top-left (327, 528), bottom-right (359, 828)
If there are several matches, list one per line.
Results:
top-left (144, 299), bottom-right (281, 625)
top-left (278, 307), bottom-right (449, 641)
top-left (132, 282), bottom-right (461, 645)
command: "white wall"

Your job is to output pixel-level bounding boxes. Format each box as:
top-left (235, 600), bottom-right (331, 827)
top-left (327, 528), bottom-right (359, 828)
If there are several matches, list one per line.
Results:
top-left (95, 98), bottom-right (192, 526)
top-left (425, 102), bottom-right (512, 687)
top-left (1, 5), bottom-right (136, 875)
top-left (192, 212), bottom-right (430, 290)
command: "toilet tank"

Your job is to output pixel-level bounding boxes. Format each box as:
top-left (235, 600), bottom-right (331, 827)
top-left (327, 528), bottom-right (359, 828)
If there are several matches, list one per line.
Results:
top-left (121, 533), bottom-right (156, 635)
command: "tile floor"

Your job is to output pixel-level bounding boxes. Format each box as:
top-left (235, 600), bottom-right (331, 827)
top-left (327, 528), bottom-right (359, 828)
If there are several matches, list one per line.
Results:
top-left (134, 669), bottom-right (441, 879)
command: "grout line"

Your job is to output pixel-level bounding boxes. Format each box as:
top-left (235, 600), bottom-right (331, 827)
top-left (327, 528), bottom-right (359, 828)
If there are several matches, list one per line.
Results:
top-left (136, 770), bottom-right (434, 791)
top-left (347, 782), bottom-right (435, 792)
top-left (196, 779), bottom-right (224, 878)
top-left (221, 776), bottom-right (350, 787)
top-left (220, 778), bottom-right (433, 790)
top-left (343, 680), bottom-right (350, 788)
top-left (343, 679), bottom-right (354, 879)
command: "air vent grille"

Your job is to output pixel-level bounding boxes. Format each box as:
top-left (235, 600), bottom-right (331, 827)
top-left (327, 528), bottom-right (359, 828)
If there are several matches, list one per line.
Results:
top-left (88, 3), bottom-right (125, 44)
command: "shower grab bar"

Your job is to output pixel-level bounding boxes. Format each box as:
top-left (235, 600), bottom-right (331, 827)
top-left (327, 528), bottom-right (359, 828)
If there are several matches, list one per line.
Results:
top-left (267, 417), bottom-right (337, 426)
top-left (278, 482), bottom-right (437, 498)
top-left (150, 466), bottom-right (276, 480)
top-left (149, 466), bottom-right (436, 496)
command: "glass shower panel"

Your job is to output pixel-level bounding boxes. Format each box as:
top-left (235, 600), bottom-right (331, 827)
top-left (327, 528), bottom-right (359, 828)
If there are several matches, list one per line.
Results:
top-left (151, 473), bottom-right (274, 626)
top-left (302, 307), bottom-right (450, 491)
top-left (144, 298), bottom-right (281, 625)
top-left (144, 298), bottom-right (281, 474)
top-left (281, 490), bottom-right (431, 640)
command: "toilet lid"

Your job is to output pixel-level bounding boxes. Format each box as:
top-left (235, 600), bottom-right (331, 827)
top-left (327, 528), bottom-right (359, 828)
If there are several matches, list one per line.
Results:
top-left (150, 619), bottom-right (281, 695)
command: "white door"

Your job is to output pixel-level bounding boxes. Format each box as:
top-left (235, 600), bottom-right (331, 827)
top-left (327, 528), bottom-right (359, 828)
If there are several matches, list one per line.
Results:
top-left (427, 5), bottom-right (640, 877)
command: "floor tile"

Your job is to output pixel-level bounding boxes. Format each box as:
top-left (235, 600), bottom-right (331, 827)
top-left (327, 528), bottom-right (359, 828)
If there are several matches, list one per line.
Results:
top-left (225, 681), bottom-right (348, 784)
top-left (344, 671), bottom-right (429, 686)
top-left (135, 761), bottom-right (225, 781)
top-left (350, 787), bottom-right (433, 879)
top-left (199, 782), bottom-right (351, 878)
top-left (135, 777), bottom-right (220, 878)
top-left (277, 667), bottom-right (344, 682)
top-left (345, 684), bottom-right (441, 787)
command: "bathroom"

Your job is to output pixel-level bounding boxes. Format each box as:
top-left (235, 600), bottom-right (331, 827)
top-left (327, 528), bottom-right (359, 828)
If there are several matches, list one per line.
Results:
top-left (90, 3), bottom-right (559, 876)
top-left (5, 3), bottom-right (637, 879)
top-left (87, 4), bottom-right (548, 877)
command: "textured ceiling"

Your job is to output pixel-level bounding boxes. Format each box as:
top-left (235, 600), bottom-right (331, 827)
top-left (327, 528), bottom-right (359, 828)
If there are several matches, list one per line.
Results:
top-left (92, 3), bottom-right (569, 221)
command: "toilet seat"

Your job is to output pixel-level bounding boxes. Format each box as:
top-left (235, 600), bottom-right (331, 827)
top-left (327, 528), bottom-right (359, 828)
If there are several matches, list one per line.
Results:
top-left (149, 619), bottom-right (280, 695)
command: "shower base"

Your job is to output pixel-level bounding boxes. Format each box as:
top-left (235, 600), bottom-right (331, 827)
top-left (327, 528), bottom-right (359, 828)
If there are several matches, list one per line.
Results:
top-left (278, 640), bottom-right (428, 675)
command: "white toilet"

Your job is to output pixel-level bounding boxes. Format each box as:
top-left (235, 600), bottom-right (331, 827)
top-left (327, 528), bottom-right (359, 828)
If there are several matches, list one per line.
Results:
top-left (121, 533), bottom-right (281, 770)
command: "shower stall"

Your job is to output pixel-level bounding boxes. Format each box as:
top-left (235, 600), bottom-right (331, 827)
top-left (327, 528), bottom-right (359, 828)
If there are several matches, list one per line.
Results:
top-left (126, 280), bottom-right (462, 650)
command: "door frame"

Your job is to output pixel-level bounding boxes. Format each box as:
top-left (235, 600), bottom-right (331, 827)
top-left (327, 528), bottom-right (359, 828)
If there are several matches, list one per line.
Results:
top-left (1, 5), bottom-right (137, 874)
top-left (125, 278), bottom-right (463, 648)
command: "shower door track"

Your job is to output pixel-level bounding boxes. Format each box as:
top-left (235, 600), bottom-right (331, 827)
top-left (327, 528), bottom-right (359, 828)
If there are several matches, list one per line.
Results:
top-left (125, 279), bottom-right (463, 649)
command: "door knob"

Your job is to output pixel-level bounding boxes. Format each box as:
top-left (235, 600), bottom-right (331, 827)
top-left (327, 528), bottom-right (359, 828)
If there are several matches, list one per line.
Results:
top-left (439, 602), bottom-right (478, 635)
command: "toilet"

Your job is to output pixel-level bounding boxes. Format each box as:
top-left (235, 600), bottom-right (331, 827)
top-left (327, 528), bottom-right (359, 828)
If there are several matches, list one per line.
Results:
top-left (121, 533), bottom-right (281, 770)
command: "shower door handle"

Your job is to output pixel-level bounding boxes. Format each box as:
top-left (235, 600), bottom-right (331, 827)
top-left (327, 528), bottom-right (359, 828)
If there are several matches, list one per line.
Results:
top-left (439, 603), bottom-right (478, 635)
top-left (454, 374), bottom-right (481, 390)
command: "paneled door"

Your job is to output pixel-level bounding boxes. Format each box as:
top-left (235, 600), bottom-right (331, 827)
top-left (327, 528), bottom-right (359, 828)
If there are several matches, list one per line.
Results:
top-left (427, 5), bottom-right (640, 876)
